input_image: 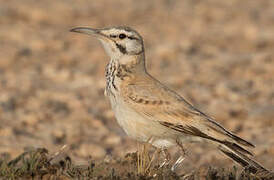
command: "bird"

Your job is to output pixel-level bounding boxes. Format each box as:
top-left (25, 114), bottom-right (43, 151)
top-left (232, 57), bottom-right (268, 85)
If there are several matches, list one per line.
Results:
top-left (70, 26), bottom-right (269, 174)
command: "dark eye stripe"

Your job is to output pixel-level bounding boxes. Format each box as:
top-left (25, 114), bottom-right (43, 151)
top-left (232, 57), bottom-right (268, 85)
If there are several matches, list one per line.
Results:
top-left (110, 34), bottom-right (138, 41)
top-left (128, 36), bottom-right (138, 40)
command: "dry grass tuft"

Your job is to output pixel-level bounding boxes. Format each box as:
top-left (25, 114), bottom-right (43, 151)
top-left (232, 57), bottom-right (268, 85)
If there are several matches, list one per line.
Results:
top-left (137, 142), bottom-right (156, 176)
top-left (0, 147), bottom-right (273, 179)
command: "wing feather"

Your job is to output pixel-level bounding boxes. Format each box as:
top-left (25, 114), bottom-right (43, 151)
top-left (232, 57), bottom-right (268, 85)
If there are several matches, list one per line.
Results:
top-left (121, 76), bottom-right (254, 150)
top-left (119, 74), bottom-right (268, 173)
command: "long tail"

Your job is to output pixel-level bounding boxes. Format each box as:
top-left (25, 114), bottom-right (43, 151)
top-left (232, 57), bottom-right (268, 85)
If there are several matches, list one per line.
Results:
top-left (218, 145), bottom-right (269, 174)
top-left (159, 121), bottom-right (270, 174)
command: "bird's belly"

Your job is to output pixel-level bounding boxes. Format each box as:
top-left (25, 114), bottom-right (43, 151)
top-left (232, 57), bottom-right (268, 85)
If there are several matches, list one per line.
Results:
top-left (109, 96), bottom-right (176, 148)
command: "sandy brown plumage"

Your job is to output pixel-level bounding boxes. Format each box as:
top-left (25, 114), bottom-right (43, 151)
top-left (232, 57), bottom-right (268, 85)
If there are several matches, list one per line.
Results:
top-left (70, 26), bottom-right (270, 174)
top-left (120, 73), bottom-right (268, 173)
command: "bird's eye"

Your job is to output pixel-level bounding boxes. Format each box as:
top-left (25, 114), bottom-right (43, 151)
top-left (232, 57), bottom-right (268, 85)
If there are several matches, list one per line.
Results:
top-left (119, 33), bottom-right (126, 39)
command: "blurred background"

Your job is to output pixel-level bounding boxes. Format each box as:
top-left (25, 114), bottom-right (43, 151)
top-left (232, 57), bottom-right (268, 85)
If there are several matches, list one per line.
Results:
top-left (0, 0), bottom-right (273, 172)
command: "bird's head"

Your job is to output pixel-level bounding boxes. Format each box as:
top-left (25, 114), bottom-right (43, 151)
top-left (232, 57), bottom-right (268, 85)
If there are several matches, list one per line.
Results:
top-left (70, 26), bottom-right (144, 59)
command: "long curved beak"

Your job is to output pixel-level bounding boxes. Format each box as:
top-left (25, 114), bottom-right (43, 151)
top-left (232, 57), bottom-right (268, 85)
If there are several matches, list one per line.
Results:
top-left (70, 27), bottom-right (100, 35)
top-left (70, 27), bottom-right (110, 41)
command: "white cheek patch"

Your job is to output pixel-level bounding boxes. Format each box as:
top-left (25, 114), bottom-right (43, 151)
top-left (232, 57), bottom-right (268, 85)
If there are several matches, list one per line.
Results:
top-left (126, 39), bottom-right (142, 54)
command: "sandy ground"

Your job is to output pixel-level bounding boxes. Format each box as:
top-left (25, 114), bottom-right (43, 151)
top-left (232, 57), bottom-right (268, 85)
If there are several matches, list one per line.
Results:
top-left (0, 0), bottom-right (273, 173)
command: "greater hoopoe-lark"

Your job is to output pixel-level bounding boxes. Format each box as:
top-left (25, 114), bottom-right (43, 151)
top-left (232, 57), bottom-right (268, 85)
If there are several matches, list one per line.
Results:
top-left (70, 26), bottom-right (269, 173)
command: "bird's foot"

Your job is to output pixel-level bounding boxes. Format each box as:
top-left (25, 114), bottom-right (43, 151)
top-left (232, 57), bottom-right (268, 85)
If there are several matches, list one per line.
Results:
top-left (159, 149), bottom-right (171, 168)
top-left (171, 155), bottom-right (185, 171)
top-left (170, 139), bottom-right (187, 171)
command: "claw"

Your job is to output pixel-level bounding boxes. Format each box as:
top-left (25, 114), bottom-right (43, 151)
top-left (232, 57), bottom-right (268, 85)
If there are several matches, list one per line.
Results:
top-left (170, 139), bottom-right (186, 171)
top-left (159, 158), bottom-right (168, 168)
top-left (171, 155), bottom-right (185, 171)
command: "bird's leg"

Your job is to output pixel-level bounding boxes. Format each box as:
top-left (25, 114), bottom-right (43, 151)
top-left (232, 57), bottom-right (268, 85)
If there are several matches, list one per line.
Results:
top-left (151, 148), bottom-right (161, 163)
top-left (146, 137), bottom-right (171, 169)
top-left (159, 149), bottom-right (171, 168)
top-left (144, 148), bottom-right (161, 173)
top-left (171, 139), bottom-right (186, 171)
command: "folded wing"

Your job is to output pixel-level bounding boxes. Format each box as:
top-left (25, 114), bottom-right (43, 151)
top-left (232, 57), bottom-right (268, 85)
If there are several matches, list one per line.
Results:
top-left (121, 75), bottom-right (269, 173)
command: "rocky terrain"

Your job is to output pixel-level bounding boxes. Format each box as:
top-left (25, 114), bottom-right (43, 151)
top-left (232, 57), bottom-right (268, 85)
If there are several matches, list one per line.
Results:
top-left (0, 0), bottom-right (273, 178)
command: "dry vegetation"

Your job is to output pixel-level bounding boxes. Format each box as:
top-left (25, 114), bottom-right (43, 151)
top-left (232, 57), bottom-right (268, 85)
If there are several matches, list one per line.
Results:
top-left (0, 0), bottom-right (274, 179)
top-left (1, 147), bottom-right (273, 179)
